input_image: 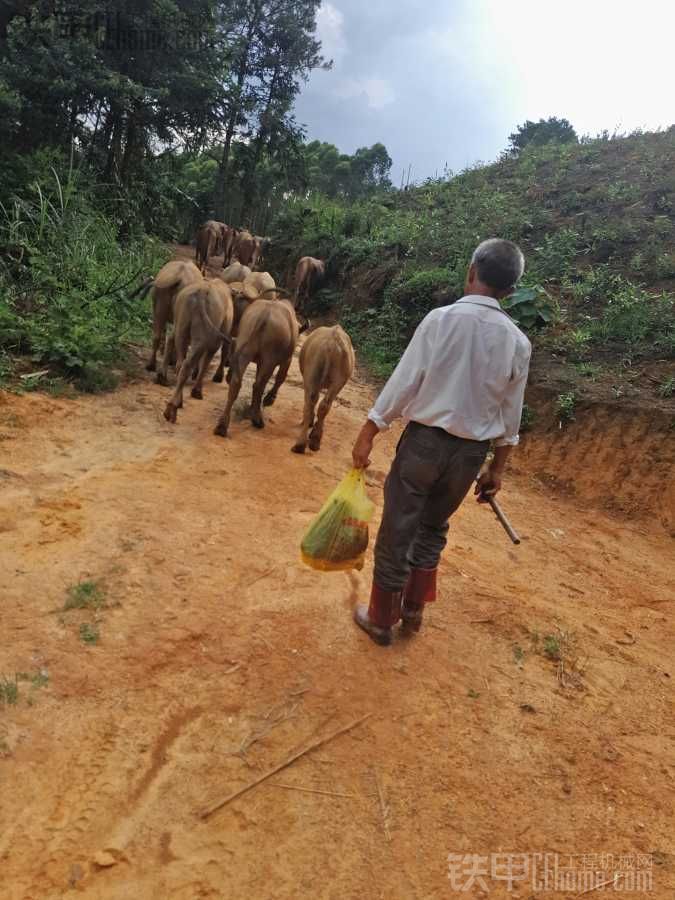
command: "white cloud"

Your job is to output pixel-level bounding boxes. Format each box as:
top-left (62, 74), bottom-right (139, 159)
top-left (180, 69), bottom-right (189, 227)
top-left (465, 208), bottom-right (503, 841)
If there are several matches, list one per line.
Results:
top-left (316, 2), bottom-right (347, 64)
top-left (335, 77), bottom-right (395, 109)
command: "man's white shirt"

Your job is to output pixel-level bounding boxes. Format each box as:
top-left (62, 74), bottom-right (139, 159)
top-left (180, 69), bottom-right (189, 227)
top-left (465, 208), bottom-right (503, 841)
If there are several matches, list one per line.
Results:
top-left (368, 295), bottom-right (532, 447)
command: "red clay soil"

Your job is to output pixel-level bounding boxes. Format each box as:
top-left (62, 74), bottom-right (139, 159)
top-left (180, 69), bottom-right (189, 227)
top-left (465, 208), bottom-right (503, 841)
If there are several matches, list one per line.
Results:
top-left (0, 313), bottom-right (674, 899)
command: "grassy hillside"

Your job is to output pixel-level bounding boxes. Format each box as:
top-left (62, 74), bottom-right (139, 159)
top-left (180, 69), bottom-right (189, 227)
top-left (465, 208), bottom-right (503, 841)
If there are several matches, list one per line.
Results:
top-left (270, 128), bottom-right (675, 404)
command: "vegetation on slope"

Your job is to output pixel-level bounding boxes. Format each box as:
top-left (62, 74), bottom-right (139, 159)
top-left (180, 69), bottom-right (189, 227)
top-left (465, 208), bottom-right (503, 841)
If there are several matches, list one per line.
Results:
top-left (268, 128), bottom-right (675, 405)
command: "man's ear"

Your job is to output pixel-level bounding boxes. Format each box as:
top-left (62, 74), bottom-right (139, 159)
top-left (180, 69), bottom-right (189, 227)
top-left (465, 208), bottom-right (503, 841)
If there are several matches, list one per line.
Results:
top-left (466, 263), bottom-right (477, 288)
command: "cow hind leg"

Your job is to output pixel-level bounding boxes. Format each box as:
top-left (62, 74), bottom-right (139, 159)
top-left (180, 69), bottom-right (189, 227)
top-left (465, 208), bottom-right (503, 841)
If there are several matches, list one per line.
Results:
top-left (212, 340), bottom-right (229, 383)
top-left (308, 388), bottom-right (337, 452)
top-left (292, 386), bottom-right (319, 454)
top-left (156, 330), bottom-right (175, 386)
top-left (250, 361), bottom-right (276, 429)
top-left (147, 307), bottom-right (163, 372)
top-left (164, 345), bottom-right (201, 423)
top-left (214, 355), bottom-right (248, 438)
top-left (263, 356), bottom-right (292, 407)
top-left (191, 346), bottom-right (217, 400)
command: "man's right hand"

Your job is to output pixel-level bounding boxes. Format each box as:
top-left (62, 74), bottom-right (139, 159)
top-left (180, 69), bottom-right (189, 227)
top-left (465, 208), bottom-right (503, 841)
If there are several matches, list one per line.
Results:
top-left (475, 468), bottom-right (502, 502)
top-left (352, 419), bottom-right (379, 469)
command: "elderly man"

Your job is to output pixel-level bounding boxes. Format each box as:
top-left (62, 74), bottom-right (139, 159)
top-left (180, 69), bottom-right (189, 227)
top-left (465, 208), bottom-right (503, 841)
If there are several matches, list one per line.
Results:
top-left (351, 238), bottom-right (531, 645)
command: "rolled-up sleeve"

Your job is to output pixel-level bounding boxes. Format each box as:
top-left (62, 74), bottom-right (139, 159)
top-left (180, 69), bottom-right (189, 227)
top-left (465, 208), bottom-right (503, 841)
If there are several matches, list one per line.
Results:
top-left (368, 314), bottom-right (435, 430)
top-left (495, 340), bottom-right (531, 447)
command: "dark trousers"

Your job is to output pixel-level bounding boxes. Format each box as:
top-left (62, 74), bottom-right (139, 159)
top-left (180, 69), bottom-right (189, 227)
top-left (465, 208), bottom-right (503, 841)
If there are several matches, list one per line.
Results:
top-left (373, 422), bottom-right (489, 592)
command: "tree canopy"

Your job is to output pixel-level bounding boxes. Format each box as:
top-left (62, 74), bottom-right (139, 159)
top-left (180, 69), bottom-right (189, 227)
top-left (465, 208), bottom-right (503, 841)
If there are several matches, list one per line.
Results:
top-left (507, 117), bottom-right (578, 154)
top-left (0, 0), bottom-right (370, 234)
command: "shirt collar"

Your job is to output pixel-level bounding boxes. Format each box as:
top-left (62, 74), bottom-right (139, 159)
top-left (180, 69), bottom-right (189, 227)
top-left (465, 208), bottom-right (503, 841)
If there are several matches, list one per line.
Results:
top-left (456, 294), bottom-right (503, 310)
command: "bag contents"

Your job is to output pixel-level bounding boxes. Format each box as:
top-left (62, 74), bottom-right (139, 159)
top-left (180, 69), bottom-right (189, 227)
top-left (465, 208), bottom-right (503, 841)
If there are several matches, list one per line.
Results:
top-left (301, 468), bottom-right (375, 572)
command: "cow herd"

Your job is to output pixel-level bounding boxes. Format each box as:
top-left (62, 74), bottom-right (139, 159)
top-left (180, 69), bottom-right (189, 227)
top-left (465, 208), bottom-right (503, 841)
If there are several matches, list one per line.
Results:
top-left (132, 222), bottom-right (354, 454)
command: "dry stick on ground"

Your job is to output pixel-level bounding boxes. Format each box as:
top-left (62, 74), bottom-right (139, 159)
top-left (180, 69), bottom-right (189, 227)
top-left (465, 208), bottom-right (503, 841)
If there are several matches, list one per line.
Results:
top-left (269, 783), bottom-right (357, 799)
top-left (470, 611), bottom-right (507, 624)
top-left (198, 713), bottom-right (372, 820)
top-left (244, 566), bottom-right (277, 591)
top-left (239, 699), bottom-right (301, 755)
top-left (374, 772), bottom-right (392, 842)
top-left (576, 873), bottom-right (625, 897)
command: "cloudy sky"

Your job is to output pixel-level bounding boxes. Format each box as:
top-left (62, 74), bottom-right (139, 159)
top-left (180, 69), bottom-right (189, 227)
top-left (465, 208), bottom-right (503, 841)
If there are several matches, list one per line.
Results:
top-left (295, 0), bottom-right (674, 182)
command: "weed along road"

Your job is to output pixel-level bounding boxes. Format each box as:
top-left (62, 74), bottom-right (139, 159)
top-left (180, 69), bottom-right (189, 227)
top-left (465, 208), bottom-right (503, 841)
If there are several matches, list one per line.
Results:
top-left (0, 349), bottom-right (673, 898)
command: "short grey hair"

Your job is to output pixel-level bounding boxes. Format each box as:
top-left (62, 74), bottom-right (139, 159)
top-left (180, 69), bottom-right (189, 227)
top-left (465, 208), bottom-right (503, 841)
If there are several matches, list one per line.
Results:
top-left (471, 238), bottom-right (525, 292)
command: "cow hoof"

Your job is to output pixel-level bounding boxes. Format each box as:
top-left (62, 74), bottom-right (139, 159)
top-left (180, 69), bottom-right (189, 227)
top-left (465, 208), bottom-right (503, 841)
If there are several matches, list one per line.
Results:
top-left (308, 439), bottom-right (321, 452)
top-left (155, 373), bottom-right (168, 386)
top-left (145, 361), bottom-right (156, 372)
top-left (213, 422), bottom-right (228, 438)
top-left (212, 371), bottom-right (224, 384)
top-left (291, 444), bottom-right (306, 454)
top-left (164, 404), bottom-right (177, 424)
top-left (191, 387), bottom-right (203, 400)
top-left (251, 418), bottom-right (265, 430)
top-left (262, 393), bottom-right (275, 407)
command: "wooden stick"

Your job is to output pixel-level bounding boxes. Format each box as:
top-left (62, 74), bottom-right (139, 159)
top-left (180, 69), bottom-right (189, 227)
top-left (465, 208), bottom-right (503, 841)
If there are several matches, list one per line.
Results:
top-left (575, 873), bottom-right (624, 897)
top-left (198, 713), bottom-right (372, 820)
top-left (486, 495), bottom-right (521, 544)
top-left (469, 612), bottom-right (506, 624)
top-left (375, 773), bottom-right (391, 842)
top-left (269, 783), bottom-right (357, 799)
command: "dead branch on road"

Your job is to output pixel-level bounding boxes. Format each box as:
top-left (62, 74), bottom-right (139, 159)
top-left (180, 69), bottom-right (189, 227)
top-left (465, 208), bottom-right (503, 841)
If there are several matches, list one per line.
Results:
top-left (198, 713), bottom-right (372, 820)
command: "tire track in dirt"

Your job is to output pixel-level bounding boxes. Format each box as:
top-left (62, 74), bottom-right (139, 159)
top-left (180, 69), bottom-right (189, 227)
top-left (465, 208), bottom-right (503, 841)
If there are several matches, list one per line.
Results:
top-left (1, 722), bottom-right (119, 900)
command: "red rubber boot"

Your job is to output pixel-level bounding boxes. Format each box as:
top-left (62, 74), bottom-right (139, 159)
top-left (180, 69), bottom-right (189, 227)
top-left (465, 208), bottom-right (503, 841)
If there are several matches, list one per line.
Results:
top-left (401, 567), bottom-right (437, 633)
top-left (353, 583), bottom-right (402, 646)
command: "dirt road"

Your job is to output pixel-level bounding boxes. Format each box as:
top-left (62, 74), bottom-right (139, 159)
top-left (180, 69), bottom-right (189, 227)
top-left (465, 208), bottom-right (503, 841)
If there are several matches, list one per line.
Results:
top-left (1, 338), bottom-right (673, 899)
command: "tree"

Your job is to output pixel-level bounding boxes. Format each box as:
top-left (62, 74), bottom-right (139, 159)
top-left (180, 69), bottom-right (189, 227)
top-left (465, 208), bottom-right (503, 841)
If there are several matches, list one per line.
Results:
top-left (214, 0), bottom-right (327, 225)
top-left (299, 140), bottom-right (392, 199)
top-left (237, 0), bottom-right (326, 223)
top-left (507, 117), bottom-right (578, 154)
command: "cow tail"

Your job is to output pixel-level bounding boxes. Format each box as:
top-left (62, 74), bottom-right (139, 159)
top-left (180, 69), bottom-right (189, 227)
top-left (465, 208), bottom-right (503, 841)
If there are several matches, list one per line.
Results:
top-left (129, 277), bottom-right (154, 301)
top-left (195, 290), bottom-right (231, 343)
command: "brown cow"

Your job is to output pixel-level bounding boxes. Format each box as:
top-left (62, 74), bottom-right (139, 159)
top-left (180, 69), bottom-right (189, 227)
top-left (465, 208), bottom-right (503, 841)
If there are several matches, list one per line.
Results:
top-left (213, 291), bottom-right (299, 438)
top-left (195, 220), bottom-right (221, 271)
top-left (130, 260), bottom-right (202, 374)
top-left (250, 235), bottom-right (271, 270)
top-left (292, 325), bottom-right (355, 454)
top-left (294, 256), bottom-right (325, 309)
top-left (232, 229), bottom-right (256, 268)
top-left (220, 261), bottom-right (252, 284)
top-left (163, 279), bottom-right (234, 424)
top-left (211, 271), bottom-right (277, 385)
top-left (221, 224), bottom-right (239, 266)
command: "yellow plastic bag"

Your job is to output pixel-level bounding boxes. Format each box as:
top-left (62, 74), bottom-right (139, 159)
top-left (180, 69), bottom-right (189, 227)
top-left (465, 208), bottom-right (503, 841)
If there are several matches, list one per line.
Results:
top-left (301, 468), bottom-right (375, 572)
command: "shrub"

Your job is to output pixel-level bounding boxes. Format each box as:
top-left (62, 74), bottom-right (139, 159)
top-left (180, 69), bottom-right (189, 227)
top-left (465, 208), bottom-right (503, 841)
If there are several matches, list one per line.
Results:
top-left (520, 404), bottom-right (536, 432)
top-left (340, 298), bottom-right (407, 379)
top-left (0, 168), bottom-right (168, 384)
top-left (501, 284), bottom-right (557, 330)
top-left (555, 392), bottom-right (577, 424)
top-left (530, 228), bottom-right (583, 281)
top-left (657, 377), bottom-right (674, 398)
top-left (388, 267), bottom-right (453, 315)
top-left (591, 283), bottom-right (674, 350)
top-left (568, 266), bottom-right (626, 305)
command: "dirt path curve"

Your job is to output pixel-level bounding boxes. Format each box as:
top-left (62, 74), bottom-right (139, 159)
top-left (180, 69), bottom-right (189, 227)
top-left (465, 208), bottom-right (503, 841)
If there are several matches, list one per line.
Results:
top-left (0, 315), bottom-right (673, 898)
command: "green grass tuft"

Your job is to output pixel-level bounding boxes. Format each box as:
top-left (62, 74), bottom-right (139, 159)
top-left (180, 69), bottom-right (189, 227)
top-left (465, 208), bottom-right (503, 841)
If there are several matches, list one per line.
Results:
top-left (65, 579), bottom-right (106, 611)
top-left (79, 623), bottom-right (100, 645)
